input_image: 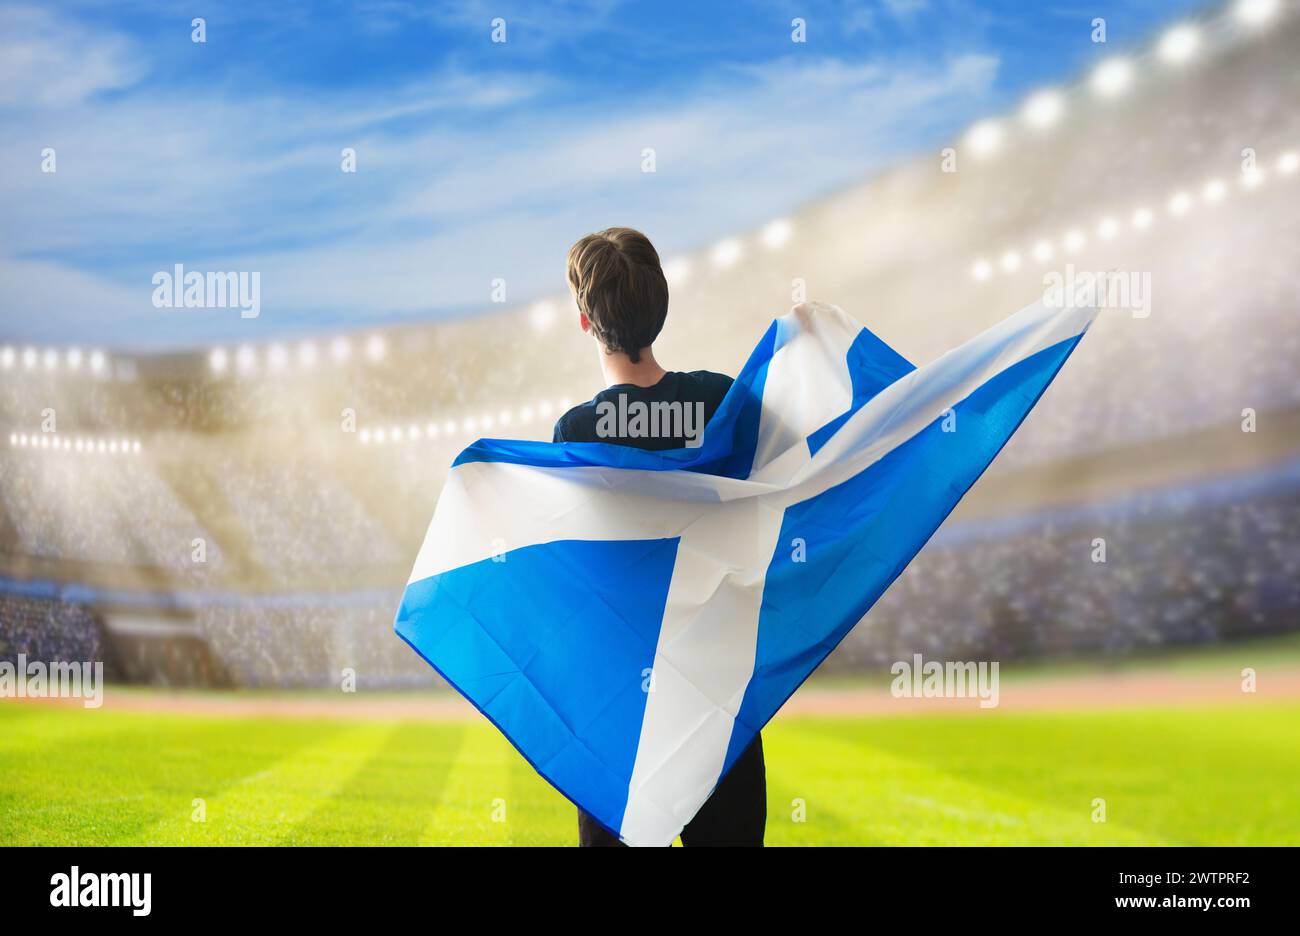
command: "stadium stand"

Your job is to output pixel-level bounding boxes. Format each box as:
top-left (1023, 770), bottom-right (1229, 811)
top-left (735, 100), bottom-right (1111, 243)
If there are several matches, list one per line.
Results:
top-left (2, 2), bottom-right (1298, 686)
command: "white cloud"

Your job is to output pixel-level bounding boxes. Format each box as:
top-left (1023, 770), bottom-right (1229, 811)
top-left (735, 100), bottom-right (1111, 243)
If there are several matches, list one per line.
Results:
top-left (0, 6), bottom-right (1001, 349)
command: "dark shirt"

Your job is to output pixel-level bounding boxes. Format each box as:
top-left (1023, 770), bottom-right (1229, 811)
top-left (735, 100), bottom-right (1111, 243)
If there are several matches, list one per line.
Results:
top-left (552, 370), bottom-right (733, 448)
top-left (554, 367), bottom-right (767, 847)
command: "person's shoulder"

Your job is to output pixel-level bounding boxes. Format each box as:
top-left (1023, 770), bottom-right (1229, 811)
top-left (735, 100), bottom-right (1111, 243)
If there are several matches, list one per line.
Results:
top-left (552, 398), bottom-right (601, 443)
top-left (681, 370), bottom-right (734, 396)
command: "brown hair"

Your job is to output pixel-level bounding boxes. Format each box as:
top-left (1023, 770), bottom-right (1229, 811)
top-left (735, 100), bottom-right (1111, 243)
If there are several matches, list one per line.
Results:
top-left (566, 227), bottom-right (668, 363)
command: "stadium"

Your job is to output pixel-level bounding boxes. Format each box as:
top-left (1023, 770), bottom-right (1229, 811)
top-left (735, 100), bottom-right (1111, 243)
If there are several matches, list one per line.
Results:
top-left (3, 0), bottom-right (1300, 846)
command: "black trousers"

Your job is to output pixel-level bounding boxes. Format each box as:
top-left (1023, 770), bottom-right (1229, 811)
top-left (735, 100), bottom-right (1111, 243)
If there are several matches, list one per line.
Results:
top-left (578, 734), bottom-right (766, 847)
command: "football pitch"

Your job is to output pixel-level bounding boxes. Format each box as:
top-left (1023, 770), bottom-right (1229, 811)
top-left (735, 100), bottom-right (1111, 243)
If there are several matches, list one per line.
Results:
top-left (3, 695), bottom-right (1298, 845)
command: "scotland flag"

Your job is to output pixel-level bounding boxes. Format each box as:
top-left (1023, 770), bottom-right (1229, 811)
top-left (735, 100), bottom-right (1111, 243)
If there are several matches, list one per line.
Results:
top-left (396, 297), bottom-right (1097, 846)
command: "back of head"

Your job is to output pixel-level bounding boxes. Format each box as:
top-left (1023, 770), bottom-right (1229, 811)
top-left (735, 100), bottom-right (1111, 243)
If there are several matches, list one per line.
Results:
top-left (566, 227), bottom-right (669, 364)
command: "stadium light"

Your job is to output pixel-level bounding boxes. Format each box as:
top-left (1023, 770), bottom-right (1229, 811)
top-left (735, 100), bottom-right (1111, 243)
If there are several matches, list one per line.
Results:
top-left (235, 344), bottom-right (256, 375)
top-left (330, 336), bottom-right (352, 362)
top-left (359, 429), bottom-right (371, 444)
top-left (443, 420), bottom-right (456, 436)
top-left (1202, 178), bottom-right (1227, 203)
top-left (538, 400), bottom-right (554, 418)
top-left (42, 348), bottom-right (58, 371)
top-left (132, 440), bottom-right (141, 454)
top-left (530, 301), bottom-right (557, 332)
top-left (426, 422), bottom-right (439, 438)
top-left (391, 426), bottom-right (404, 443)
top-left (519, 406), bottom-right (534, 424)
top-left (761, 218), bottom-right (792, 249)
top-left (498, 409), bottom-right (512, 427)
top-left (1279, 152), bottom-right (1298, 175)
top-left (1031, 240), bottom-right (1054, 262)
top-left (1240, 168), bottom-right (1265, 189)
top-left (1132, 207), bottom-right (1154, 229)
top-left (18, 433), bottom-right (28, 447)
top-left (1159, 25), bottom-right (1200, 64)
top-left (209, 347), bottom-right (229, 374)
top-left (999, 251), bottom-right (1021, 273)
top-left (481, 413), bottom-right (495, 431)
top-left (971, 259), bottom-right (992, 281)
top-left (1021, 90), bottom-right (1063, 129)
top-left (1063, 229), bottom-right (1086, 253)
top-left (711, 237), bottom-right (743, 269)
top-left (297, 342), bottom-right (319, 368)
top-left (374, 428), bottom-right (387, 445)
top-left (1235, 0), bottom-right (1279, 26)
top-left (0, 346), bottom-right (12, 369)
top-left (462, 417), bottom-right (477, 434)
top-left (365, 334), bottom-right (386, 362)
top-left (1097, 217), bottom-right (1119, 240)
top-left (662, 257), bottom-right (692, 287)
top-left (66, 348), bottom-right (83, 371)
top-left (267, 343), bottom-right (288, 373)
top-left (74, 438), bottom-right (83, 452)
top-left (1091, 58), bottom-right (1133, 97)
top-left (964, 120), bottom-right (1003, 157)
top-left (22, 347), bottom-right (37, 370)
top-left (1168, 191), bottom-right (1192, 215)
top-left (408, 424), bottom-right (421, 440)
top-left (88, 350), bottom-right (106, 375)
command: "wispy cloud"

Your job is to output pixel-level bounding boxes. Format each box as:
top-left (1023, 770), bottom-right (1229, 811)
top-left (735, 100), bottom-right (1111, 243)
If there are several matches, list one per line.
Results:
top-left (14, 0), bottom-right (1158, 350)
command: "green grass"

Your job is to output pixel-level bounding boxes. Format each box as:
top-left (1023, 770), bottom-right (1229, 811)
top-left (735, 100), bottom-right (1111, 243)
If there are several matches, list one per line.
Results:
top-left (3, 698), bottom-right (1298, 845)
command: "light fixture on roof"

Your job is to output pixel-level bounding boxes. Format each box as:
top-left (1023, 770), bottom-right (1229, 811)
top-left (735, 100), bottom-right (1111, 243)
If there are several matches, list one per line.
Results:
top-left (209, 347), bottom-right (228, 374)
top-left (297, 342), bottom-right (318, 368)
top-left (1097, 217), bottom-right (1119, 240)
top-left (1278, 151), bottom-right (1298, 175)
top-left (235, 345), bottom-right (256, 375)
top-left (711, 238), bottom-right (743, 269)
top-left (530, 301), bottom-right (557, 332)
top-left (1168, 191), bottom-right (1192, 215)
top-left (1240, 168), bottom-right (1265, 189)
top-left (88, 350), bottom-right (106, 374)
top-left (66, 348), bottom-right (83, 371)
top-left (1132, 207), bottom-right (1154, 229)
top-left (1091, 58), bottom-right (1133, 97)
top-left (1235, 0), bottom-right (1279, 26)
top-left (426, 422), bottom-right (439, 438)
top-left (1202, 178), bottom-right (1226, 202)
top-left (662, 257), bottom-right (692, 287)
top-left (359, 429), bottom-right (371, 445)
top-left (964, 120), bottom-right (1003, 157)
top-left (365, 333), bottom-right (386, 362)
top-left (42, 348), bottom-right (58, 371)
top-left (1063, 229), bottom-right (1086, 253)
top-left (999, 251), bottom-right (1021, 273)
top-left (267, 343), bottom-right (288, 372)
top-left (1021, 90), bottom-right (1063, 129)
top-left (330, 336), bottom-right (352, 362)
top-left (971, 259), bottom-right (992, 281)
top-left (1032, 240), bottom-right (1054, 262)
top-left (0, 346), bottom-right (13, 369)
top-left (1158, 25), bottom-right (1199, 63)
top-left (761, 218), bottom-right (792, 248)
top-left (22, 348), bottom-right (36, 370)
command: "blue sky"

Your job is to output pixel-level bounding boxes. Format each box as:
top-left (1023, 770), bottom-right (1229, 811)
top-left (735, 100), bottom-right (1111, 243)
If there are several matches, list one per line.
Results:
top-left (1, 0), bottom-right (1210, 349)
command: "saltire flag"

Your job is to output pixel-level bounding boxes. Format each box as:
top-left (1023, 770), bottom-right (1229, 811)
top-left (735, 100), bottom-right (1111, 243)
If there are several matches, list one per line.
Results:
top-left (396, 297), bottom-right (1098, 846)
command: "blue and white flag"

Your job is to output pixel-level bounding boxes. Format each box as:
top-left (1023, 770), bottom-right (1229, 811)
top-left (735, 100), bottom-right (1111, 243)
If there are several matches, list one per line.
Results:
top-left (397, 297), bottom-right (1097, 846)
